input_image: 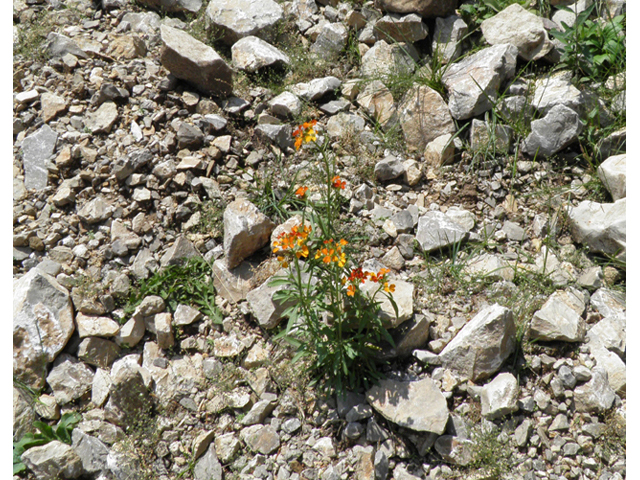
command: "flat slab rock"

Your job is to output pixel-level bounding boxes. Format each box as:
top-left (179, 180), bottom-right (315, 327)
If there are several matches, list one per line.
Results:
top-left (566, 198), bottom-right (626, 258)
top-left (366, 377), bottom-right (449, 434)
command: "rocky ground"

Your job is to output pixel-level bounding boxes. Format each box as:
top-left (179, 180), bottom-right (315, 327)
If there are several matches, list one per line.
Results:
top-left (12, 0), bottom-right (626, 479)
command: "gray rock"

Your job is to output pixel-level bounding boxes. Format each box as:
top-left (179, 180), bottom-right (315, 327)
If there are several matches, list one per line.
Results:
top-left (174, 304), bottom-right (203, 326)
top-left (501, 220), bottom-right (526, 242)
top-left (78, 337), bottom-right (120, 369)
top-left (41, 92), bottom-right (67, 122)
top-left (319, 98), bottom-right (352, 115)
top-left (160, 236), bottom-right (199, 266)
top-left (232, 36), bottom-right (290, 72)
top-left (255, 124), bottom-right (294, 150)
top-left (78, 196), bottom-right (112, 224)
top-left (566, 198), bottom-right (625, 258)
top-left (290, 76), bottom-right (341, 102)
top-left (356, 80), bottom-right (397, 130)
top-left (469, 118), bottom-right (512, 153)
top-left (589, 344), bottom-right (625, 394)
top-left (366, 377), bottom-right (449, 434)
top-left (177, 122), bottom-right (204, 150)
top-left (311, 22), bottom-right (348, 59)
top-left (246, 273), bottom-right (293, 329)
top-left (212, 258), bottom-right (259, 303)
top-left (194, 443), bottom-right (223, 480)
top-left (480, 373), bottom-right (519, 419)
top-left (75, 312), bottom-right (120, 338)
top-left (46, 354), bottom-right (94, 404)
top-left (373, 13), bottom-right (428, 43)
top-left (530, 289), bottom-right (587, 342)
top-left (361, 40), bottom-right (419, 79)
top-left (106, 441), bottom-right (144, 480)
top-left (514, 419), bottom-right (531, 447)
top-left (591, 288), bottom-right (625, 318)
top-left (160, 25), bottom-right (233, 96)
top-left (587, 315), bottom-right (625, 357)
top-left (14, 269), bottom-right (75, 389)
top-left (374, 449), bottom-right (389, 480)
top-left (433, 435), bottom-right (475, 465)
top-left (281, 417), bottom-right (302, 434)
top-left (442, 43), bottom-right (518, 120)
top-left (523, 104), bottom-right (584, 157)
top-left (269, 91), bottom-right (302, 117)
top-left (21, 124), bottom-right (57, 190)
top-left (21, 440), bottom-right (83, 480)
top-left (344, 421), bottom-right (365, 439)
top-left (375, 156), bottom-right (406, 182)
top-left (326, 112), bottom-right (366, 138)
top-left (84, 101), bottom-right (119, 134)
top-left (346, 404), bottom-right (374, 422)
top-left (116, 317), bottom-right (145, 348)
top-left (577, 266), bottom-right (604, 290)
top-left (438, 304), bottom-right (516, 382)
top-left (360, 276), bottom-right (414, 328)
top-left (481, 4), bottom-right (554, 60)
top-left (376, 0), bottom-right (456, 18)
top-left (206, 0), bottom-right (283, 45)
top-left (574, 366), bottom-right (616, 413)
top-left (154, 312), bottom-right (174, 349)
top-left (416, 211), bottom-right (469, 253)
top-left (532, 73), bottom-right (585, 115)
top-left (45, 32), bottom-right (89, 59)
top-left (72, 429), bottom-right (110, 474)
top-left (223, 199), bottom-right (275, 269)
top-left (241, 396), bottom-right (277, 425)
top-left (122, 11), bottom-right (162, 35)
top-left (214, 433), bottom-right (240, 464)
top-left (13, 387), bottom-right (35, 441)
top-left (241, 425), bottom-right (281, 454)
top-left (597, 154), bottom-right (625, 201)
top-left (558, 365), bottom-right (577, 389)
top-left (91, 367), bottom-right (111, 407)
top-left (104, 358), bottom-right (151, 426)
top-left (432, 15), bottom-right (467, 63)
top-left (463, 253), bottom-right (514, 282)
top-left (137, 0), bottom-right (201, 14)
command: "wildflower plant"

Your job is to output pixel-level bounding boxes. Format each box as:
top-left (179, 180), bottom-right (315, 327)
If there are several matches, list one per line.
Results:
top-left (270, 120), bottom-right (398, 394)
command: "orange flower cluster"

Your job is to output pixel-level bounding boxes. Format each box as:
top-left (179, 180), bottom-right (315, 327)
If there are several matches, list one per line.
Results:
top-left (315, 239), bottom-right (347, 268)
top-left (331, 175), bottom-right (346, 189)
top-left (293, 120), bottom-right (317, 151)
top-left (295, 186), bottom-right (308, 198)
top-left (272, 224), bottom-right (312, 267)
top-left (342, 267), bottom-right (396, 296)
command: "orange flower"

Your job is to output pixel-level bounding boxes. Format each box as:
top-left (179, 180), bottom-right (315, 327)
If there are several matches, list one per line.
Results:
top-left (346, 284), bottom-right (357, 296)
top-left (314, 239), bottom-right (347, 267)
top-left (331, 175), bottom-right (346, 189)
top-left (295, 186), bottom-right (308, 198)
top-left (292, 120), bottom-right (318, 151)
top-left (383, 282), bottom-right (395, 293)
top-left (273, 225), bottom-right (312, 266)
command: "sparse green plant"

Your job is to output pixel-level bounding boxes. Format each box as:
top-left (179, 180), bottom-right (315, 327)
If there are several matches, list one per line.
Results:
top-left (196, 198), bottom-right (227, 238)
top-left (550, 5), bottom-right (625, 84)
top-left (14, 412), bottom-right (82, 475)
top-left (124, 257), bottom-right (222, 324)
top-left (270, 120), bottom-right (398, 394)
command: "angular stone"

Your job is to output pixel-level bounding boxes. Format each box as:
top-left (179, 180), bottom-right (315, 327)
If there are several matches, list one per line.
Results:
top-left (356, 80), bottom-right (396, 130)
top-left (160, 236), bottom-right (199, 266)
top-left (432, 15), bottom-right (467, 63)
top-left (21, 124), bottom-right (57, 190)
top-left (587, 315), bottom-right (625, 357)
top-left (223, 198), bottom-right (275, 269)
top-left (246, 273), bottom-right (293, 329)
top-left (40, 92), bottom-right (67, 122)
top-left (532, 72), bottom-right (584, 116)
top-left (45, 32), bottom-right (89, 59)
top-left (78, 195), bottom-right (112, 224)
top-left (232, 36), bottom-right (290, 73)
top-left (84, 101), bottom-right (119, 134)
top-left (21, 440), bottom-right (83, 480)
top-left (71, 429), bottom-right (110, 474)
top-left (480, 373), bottom-right (519, 419)
top-left (289, 76), bottom-right (341, 102)
top-left (424, 133), bottom-right (455, 167)
top-left (14, 269), bottom-right (74, 389)
top-left (122, 11), bottom-right (162, 35)
top-left (174, 304), bottom-right (203, 326)
top-left (269, 91), bottom-right (302, 117)
top-left (241, 396), bottom-right (277, 425)
top-left (106, 34), bottom-right (147, 60)
top-left (376, 0), bottom-right (456, 18)
top-left (375, 155), bottom-right (405, 182)
top-left (160, 25), bottom-right (233, 96)
top-left (206, 0), bottom-right (283, 45)
top-left (46, 354), bottom-right (94, 405)
top-left (360, 277), bottom-right (414, 328)
top-left (78, 337), bottom-right (120, 369)
top-left (470, 118), bottom-right (512, 153)
top-left (589, 344), bottom-right (625, 394)
top-left (398, 85), bottom-right (455, 152)
top-left (416, 211), bottom-right (469, 253)
top-left (75, 312), bottom-right (120, 338)
top-left (14, 387), bottom-right (35, 441)
top-left (255, 124), bottom-right (294, 150)
top-left (373, 13), bottom-right (428, 43)
top-left (104, 358), bottom-right (151, 426)
top-left (137, 0), bottom-right (201, 13)
top-left (241, 425), bottom-right (281, 454)
top-left (212, 258), bottom-right (259, 303)
top-left (311, 22), bottom-right (348, 59)
top-left (522, 104), bottom-right (584, 157)
top-left (530, 289), bottom-right (587, 342)
top-left (214, 433), bottom-right (241, 464)
top-left (566, 198), bottom-right (625, 258)
top-left (177, 122), bottom-right (204, 150)
top-left (442, 43), bottom-right (518, 120)
top-left (154, 312), bottom-right (175, 349)
top-left (361, 40), bottom-right (419, 79)
top-left (574, 367), bottom-right (616, 413)
top-left (366, 377), bottom-right (449, 433)
top-left (326, 112), bottom-right (366, 138)
top-left (464, 253), bottom-right (514, 282)
top-left (481, 4), bottom-right (553, 61)
top-left (438, 304), bottom-right (516, 382)
top-left (434, 435), bottom-right (474, 465)
top-left (597, 154), bottom-right (625, 201)
top-left (92, 368), bottom-right (112, 407)
top-left (390, 313), bottom-right (432, 357)
top-left (193, 443), bottom-right (223, 480)
top-left (115, 316), bottom-right (145, 348)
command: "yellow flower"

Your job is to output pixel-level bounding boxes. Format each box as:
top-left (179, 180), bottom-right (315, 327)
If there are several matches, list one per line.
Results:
top-left (292, 120), bottom-right (318, 151)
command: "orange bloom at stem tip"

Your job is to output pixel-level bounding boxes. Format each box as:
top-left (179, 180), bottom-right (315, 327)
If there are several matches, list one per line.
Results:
top-left (331, 176), bottom-right (346, 189)
top-left (295, 186), bottom-right (308, 198)
top-left (292, 120), bottom-right (318, 151)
